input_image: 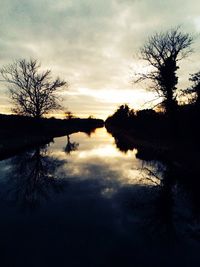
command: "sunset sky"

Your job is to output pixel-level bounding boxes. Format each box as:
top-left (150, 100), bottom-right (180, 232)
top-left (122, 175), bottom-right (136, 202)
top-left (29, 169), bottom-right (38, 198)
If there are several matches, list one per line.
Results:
top-left (0, 0), bottom-right (200, 119)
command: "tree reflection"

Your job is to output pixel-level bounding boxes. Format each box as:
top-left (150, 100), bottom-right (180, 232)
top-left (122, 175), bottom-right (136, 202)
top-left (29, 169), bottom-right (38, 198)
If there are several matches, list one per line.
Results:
top-left (5, 146), bottom-right (65, 210)
top-left (137, 159), bottom-right (200, 241)
top-left (83, 127), bottom-right (97, 137)
top-left (106, 127), bottom-right (136, 153)
top-left (107, 126), bottom-right (200, 240)
top-left (142, 162), bottom-right (176, 240)
top-left (64, 135), bottom-right (79, 154)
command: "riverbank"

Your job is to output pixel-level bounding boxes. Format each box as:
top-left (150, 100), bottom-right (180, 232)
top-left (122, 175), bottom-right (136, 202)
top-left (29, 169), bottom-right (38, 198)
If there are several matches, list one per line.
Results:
top-left (0, 114), bottom-right (104, 160)
top-left (105, 123), bottom-right (200, 178)
top-left (105, 104), bottom-right (200, 174)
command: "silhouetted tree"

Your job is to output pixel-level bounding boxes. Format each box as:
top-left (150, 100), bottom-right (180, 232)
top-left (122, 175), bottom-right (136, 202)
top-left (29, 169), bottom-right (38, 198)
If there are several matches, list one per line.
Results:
top-left (137, 27), bottom-right (193, 114)
top-left (0, 59), bottom-right (67, 118)
top-left (105, 104), bottom-right (135, 128)
top-left (183, 71), bottom-right (200, 106)
top-left (65, 111), bottom-right (75, 120)
top-left (113, 104), bottom-right (134, 120)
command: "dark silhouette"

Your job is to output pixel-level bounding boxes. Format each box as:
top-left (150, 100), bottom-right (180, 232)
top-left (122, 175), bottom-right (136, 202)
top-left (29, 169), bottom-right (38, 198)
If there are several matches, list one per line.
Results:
top-left (3, 146), bottom-right (65, 210)
top-left (64, 134), bottom-right (79, 154)
top-left (136, 27), bottom-right (193, 114)
top-left (0, 114), bottom-right (104, 160)
top-left (0, 59), bottom-right (67, 118)
top-left (107, 125), bottom-right (200, 242)
top-left (182, 71), bottom-right (200, 107)
top-left (190, 71), bottom-right (200, 105)
top-left (83, 127), bottom-right (98, 137)
top-left (1, 115), bottom-right (200, 267)
top-left (0, 27), bottom-right (199, 267)
top-left (106, 100), bottom-right (200, 151)
top-left (146, 162), bottom-right (176, 240)
top-left (65, 111), bottom-right (76, 119)
top-left (110, 104), bottom-right (133, 121)
top-left (106, 105), bottom-right (169, 141)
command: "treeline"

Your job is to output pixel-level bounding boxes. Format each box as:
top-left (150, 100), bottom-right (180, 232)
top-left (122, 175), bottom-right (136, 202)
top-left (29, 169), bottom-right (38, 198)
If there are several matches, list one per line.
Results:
top-left (106, 27), bottom-right (200, 143)
top-left (0, 114), bottom-right (104, 160)
top-left (0, 114), bottom-right (104, 138)
top-left (105, 103), bottom-right (200, 141)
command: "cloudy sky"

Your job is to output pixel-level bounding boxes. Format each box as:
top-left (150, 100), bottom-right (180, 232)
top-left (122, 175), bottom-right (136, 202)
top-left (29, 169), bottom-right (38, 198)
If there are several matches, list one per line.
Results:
top-left (0, 0), bottom-right (200, 119)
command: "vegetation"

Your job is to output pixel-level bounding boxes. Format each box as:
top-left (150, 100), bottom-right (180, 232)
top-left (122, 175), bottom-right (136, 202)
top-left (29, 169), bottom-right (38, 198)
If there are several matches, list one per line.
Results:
top-left (0, 26), bottom-right (199, 163)
top-left (136, 27), bottom-right (193, 114)
top-left (182, 71), bottom-right (200, 106)
top-left (0, 114), bottom-right (104, 160)
top-left (65, 111), bottom-right (76, 119)
top-left (105, 28), bottom-right (199, 150)
top-left (1, 25), bottom-right (200, 267)
top-left (0, 59), bottom-right (67, 118)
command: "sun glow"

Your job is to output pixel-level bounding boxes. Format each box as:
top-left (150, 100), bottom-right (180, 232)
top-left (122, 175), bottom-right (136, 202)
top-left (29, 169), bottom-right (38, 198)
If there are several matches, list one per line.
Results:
top-left (77, 145), bottom-right (135, 159)
top-left (76, 87), bottom-right (156, 106)
top-left (60, 87), bottom-right (158, 119)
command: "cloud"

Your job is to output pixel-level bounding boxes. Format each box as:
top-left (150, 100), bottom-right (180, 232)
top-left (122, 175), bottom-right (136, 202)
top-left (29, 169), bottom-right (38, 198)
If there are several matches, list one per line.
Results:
top-left (0, 0), bottom-right (199, 118)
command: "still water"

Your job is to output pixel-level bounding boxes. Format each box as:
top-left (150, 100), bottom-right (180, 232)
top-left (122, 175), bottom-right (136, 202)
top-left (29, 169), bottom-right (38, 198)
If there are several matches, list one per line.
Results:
top-left (0, 127), bottom-right (200, 267)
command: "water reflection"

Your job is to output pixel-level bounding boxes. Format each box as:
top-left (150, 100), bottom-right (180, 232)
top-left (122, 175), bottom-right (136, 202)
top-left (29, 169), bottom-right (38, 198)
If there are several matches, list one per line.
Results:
top-left (0, 127), bottom-right (200, 266)
top-left (64, 134), bottom-right (79, 154)
top-left (139, 162), bottom-right (176, 241)
top-left (2, 146), bottom-right (65, 210)
top-left (107, 125), bottom-right (200, 243)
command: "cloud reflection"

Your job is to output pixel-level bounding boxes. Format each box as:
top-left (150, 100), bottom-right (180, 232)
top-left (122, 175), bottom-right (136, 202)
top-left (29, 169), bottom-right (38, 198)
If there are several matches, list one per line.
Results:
top-left (48, 128), bottom-right (153, 197)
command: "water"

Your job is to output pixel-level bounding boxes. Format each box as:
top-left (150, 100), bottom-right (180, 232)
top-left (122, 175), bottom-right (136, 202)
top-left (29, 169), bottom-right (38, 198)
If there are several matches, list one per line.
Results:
top-left (0, 127), bottom-right (200, 267)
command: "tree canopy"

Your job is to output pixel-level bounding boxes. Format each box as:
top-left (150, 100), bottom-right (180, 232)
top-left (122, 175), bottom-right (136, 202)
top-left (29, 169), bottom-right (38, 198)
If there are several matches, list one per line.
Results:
top-left (137, 27), bottom-right (193, 113)
top-left (0, 59), bottom-right (67, 118)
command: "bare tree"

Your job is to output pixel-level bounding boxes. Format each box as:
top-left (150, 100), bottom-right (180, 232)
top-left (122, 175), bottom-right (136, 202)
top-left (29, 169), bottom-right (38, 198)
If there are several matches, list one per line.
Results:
top-left (137, 27), bottom-right (193, 113)
top-left (0, 59), bottom-right (67, 118)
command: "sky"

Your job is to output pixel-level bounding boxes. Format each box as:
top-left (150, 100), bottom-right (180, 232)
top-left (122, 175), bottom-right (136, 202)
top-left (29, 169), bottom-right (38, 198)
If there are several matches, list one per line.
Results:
top-left (0, 0), bottom-right (200, 119)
